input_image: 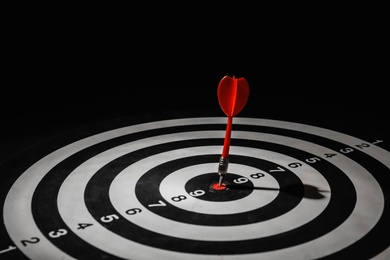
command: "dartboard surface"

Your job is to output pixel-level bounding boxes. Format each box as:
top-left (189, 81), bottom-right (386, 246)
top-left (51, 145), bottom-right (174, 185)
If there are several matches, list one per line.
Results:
top-left (1, 108), bottom-right (389, 260)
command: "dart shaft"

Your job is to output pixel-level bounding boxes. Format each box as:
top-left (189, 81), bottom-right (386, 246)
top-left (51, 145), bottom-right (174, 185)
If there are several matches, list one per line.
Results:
top-left (222, 116), bottom-right (233, 158)
top-left (219, 116), bottom-right (233, 185)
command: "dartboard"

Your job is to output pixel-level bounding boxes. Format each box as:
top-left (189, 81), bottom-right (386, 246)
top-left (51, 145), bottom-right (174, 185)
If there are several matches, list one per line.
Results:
top-left (1, 109), bottom-right (389, 260)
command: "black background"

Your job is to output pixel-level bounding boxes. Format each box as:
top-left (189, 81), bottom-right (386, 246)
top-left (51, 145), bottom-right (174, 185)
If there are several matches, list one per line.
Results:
top-left (0, 5), bottom-right (389, 259)
top-left (2, 5), bottom-right (388, 156)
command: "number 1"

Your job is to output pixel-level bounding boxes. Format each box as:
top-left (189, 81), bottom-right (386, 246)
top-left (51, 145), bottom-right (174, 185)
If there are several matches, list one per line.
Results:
top-left (0, 246), bottom-right (17, 254)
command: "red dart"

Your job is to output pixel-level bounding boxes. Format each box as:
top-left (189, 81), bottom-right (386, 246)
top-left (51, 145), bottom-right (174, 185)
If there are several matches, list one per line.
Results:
top-left (217, 75), bottom-right (250, 185)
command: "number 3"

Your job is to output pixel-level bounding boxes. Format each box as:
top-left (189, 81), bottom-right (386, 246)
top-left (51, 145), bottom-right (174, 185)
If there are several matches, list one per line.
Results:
top-left (49, 229), bottom-right (68, 238)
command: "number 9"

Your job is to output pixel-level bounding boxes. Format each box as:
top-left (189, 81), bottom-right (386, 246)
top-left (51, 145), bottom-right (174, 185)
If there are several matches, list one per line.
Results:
top-left (233, 177), bottom-right (248, 184)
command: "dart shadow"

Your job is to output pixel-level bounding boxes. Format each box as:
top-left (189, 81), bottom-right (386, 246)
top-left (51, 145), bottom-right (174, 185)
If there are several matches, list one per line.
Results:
top-left (227, 184), bottom-right (329, 199)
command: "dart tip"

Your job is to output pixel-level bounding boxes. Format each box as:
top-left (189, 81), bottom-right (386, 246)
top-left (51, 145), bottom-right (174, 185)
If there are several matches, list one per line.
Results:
top-left (218, 175), bottom-right (223, 186)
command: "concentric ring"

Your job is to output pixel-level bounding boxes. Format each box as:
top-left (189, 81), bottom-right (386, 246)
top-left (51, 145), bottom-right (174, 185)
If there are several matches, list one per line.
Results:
top-left (1, 116), bottom-right (389, 259)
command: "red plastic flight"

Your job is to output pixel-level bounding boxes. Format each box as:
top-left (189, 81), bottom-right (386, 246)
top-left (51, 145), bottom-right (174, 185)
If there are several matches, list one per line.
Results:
top-left (218, 75), bottom-right (250, 158)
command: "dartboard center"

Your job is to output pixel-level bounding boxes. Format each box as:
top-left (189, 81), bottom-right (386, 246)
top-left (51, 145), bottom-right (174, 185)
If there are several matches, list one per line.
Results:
top-left (211, 182), bottom-right (227, 191)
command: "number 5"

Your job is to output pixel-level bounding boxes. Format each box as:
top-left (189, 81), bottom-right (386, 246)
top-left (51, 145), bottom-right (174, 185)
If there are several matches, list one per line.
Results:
top-left (101, 214), bottom-right (119, 223)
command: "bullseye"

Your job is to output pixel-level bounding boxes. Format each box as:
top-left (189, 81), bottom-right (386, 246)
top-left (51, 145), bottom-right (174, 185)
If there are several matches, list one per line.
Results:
top-left (183, 171), bottom-right (255, 202)
top-left (211, 182), bottom-right (227, 191)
